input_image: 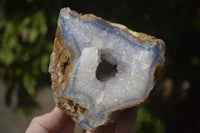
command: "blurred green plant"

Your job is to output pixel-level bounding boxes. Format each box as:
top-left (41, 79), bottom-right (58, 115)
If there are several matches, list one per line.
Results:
top-left (0, 0), bottom-right (54, 114)
top-left (135, 107), bottom-right (166, 133)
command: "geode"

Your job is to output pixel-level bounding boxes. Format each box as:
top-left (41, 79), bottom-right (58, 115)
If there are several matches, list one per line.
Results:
top-left (49, 7), bottom-right (166, 130)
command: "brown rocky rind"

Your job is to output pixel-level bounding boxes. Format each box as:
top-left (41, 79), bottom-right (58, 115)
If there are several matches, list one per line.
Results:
top-left (49, 28), bottom-right (71, 93)
top-left (56, 96), bottom-right (87, 122)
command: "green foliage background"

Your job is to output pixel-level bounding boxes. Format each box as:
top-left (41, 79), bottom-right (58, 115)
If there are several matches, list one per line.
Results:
top-left (0, 0), bottom-right (200, 132)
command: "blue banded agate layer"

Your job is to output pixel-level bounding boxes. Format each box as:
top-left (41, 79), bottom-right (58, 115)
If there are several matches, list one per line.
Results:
top-left (50, 7), bottom-right (166, 130)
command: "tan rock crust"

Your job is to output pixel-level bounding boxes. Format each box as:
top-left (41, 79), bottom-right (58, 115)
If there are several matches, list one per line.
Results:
top-left (49, 28), bottom-right (71, 93)
top-left (57, 96), bottom-right (87, 122)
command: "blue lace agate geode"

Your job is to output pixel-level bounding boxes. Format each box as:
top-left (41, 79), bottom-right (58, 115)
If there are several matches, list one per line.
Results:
top-left (49, 7), bottom-right (166, 130)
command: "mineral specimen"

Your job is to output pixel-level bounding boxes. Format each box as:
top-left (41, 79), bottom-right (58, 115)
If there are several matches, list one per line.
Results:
top-left (49, 7), bottom-right (166, 130)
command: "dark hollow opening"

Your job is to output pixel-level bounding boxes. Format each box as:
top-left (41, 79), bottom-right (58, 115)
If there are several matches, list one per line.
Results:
top-left (62, 60), bottom-right (69, 74)
top-left (96, 59), bottom-right (118, 82)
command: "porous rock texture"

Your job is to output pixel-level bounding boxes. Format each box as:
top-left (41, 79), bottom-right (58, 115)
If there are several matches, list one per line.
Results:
top-left (49, 7), bottom-right (166, 130)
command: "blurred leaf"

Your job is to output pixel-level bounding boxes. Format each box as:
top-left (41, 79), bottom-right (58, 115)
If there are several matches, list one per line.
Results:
top-left (135, 107), bottom-right (166, 133)
top-left (35, 11), bottom-right (47, 35)
top-left (40, 54), bottom-right (50, 73)
top-left (23, 72), bottom-right (36, 96)
top-left (0, 45), bottom-right (15, 66)
top-left (28, 27), bottom-right (38, 43)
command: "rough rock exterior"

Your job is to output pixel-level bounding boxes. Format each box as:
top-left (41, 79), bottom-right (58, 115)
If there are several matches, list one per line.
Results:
top-left (49, 7), bottom-right (166, 130)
